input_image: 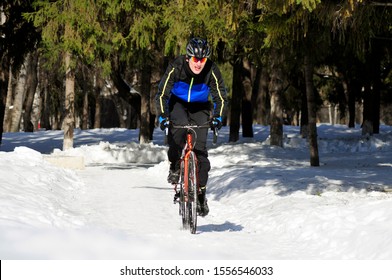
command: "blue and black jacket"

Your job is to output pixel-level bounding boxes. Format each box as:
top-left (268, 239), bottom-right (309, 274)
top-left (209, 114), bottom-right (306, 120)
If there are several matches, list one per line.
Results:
top-left (156, 55), bottom-right (227, 119)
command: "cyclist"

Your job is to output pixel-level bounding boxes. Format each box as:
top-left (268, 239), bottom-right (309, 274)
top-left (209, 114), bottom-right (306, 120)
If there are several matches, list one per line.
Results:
top-left (156, 37), bottom-right (227, 216)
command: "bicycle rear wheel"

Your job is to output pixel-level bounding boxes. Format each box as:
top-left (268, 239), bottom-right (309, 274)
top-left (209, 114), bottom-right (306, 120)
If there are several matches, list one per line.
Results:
top-left (188, 152), bottom-right (198, 234)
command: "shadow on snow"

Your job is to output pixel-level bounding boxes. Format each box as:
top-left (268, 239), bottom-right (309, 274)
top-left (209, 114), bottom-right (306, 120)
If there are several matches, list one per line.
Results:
top-left (197, 221), bottom-right (243, 233)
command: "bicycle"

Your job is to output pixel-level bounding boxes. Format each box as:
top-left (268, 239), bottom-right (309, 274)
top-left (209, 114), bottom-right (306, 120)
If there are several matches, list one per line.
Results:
top-left (165, 122), bottom-right (217, 234)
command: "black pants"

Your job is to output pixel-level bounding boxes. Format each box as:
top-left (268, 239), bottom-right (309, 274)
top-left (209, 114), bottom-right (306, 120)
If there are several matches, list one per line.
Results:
top-left (168, 98), bottom-right (211, 187)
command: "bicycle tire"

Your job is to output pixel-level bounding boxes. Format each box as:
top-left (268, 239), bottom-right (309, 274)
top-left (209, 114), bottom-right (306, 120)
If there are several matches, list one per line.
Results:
top-left (178, 164), bottom-right (183, 216)
top-left (188, 151), bottom-right (198, 234)
top-left (179, 184), bottom-right (184, 216)
top-left (180, 188), bottom-right (188, 229)
top-left (179, 162), bottom-right (189, 230)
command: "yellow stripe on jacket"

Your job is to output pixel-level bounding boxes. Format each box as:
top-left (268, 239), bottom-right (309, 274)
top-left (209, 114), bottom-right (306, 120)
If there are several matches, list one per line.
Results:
top-left (159, 67), bottom-right (175, 114)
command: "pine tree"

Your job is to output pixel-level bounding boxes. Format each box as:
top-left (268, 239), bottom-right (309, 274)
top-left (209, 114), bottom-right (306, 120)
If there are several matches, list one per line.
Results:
top-left (26, 0), bottom-right (106, 149)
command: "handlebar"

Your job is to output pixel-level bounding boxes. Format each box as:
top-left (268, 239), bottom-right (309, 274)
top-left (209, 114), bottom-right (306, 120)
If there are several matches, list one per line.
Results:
top-left (171, 124), bottom-right (212, 129)
top-left (164, 122), bottom-right (219, 145)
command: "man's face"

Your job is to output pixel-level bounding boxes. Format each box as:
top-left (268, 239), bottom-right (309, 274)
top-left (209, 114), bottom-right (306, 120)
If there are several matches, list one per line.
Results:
top-left (188, 57), bottom-right (207, 75)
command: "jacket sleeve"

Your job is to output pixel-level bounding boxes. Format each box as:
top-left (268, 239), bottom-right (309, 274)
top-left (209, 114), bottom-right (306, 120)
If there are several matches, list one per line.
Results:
top-left (155, 61), bottom-right (177, 118)
top-left (209, 63), bottom-right (227, 118)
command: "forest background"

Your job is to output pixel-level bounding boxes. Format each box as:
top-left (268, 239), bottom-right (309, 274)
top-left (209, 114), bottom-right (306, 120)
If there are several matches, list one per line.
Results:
top-left (0, 0), bottom-right (391, 166)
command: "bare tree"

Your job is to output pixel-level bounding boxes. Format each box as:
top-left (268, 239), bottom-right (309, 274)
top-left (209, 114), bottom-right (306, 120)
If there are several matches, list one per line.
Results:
top-left (63, 51), bottom-right (75, 150)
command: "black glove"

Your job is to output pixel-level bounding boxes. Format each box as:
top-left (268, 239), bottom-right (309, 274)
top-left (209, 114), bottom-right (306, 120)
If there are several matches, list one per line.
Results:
top-left (211, 116), bottom-right (223, 130)
top-left (159, 116), bottom-right (169, 131)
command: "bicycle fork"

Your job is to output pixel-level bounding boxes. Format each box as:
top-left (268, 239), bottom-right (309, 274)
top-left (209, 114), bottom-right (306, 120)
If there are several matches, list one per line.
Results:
top-left (183, 132), bottom-right (196, 203)
top-left (172, 152), bottom-right (190, 204)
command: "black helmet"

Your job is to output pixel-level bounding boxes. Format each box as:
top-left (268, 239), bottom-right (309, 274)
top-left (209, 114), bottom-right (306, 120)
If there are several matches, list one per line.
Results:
top-left (186, 37), bottom-right (211, 58)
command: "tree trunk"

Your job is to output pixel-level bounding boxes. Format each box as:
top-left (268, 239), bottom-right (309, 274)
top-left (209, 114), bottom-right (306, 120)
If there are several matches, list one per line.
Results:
top-left (82, 90), bottom-right (89, 130)
top-left (300, 86), bottom-right (309, 138)
top-left (361, 54), bottom-right (373, 136)
top-left (63, 51), bottom-right (75, 150)
top-left (139, 63), bottom-right (152, 144)
top-left (347, 76), bottom-right (358, 128)
top-left (342, 75), bottom-right (351, 127)
top-left (252, 67), bottom-right (270, 125)
top-left (10, 62), bottom-right (27, 132)
top-left (372, 42), bottom-right (381, 134)
top-left (23, 51), bottom-right (39, 132)
top-left (252, 67), bottom-right (261, 124)
top-left (94, 95), bottom-right (101, 128)
top-left (0, 64), bottom-right (10, 144)
top-left (40, 73), bottom-right (52, 130)
top-left (362, 79), bottom-right (373, 136)
top-left (241, 58), bottom-right (253, 138)
top-left (361, 40), bottom-right (382, 135)
top-left (304, 54), bottom-right (319, 166)
top-left (3, 65), bottom-right (13, 133)
top-left (229, 52), bottom-right (242, 142)
top-left (268, 49), bottom-right (284, 147)
top-left (93, 74), bottom-right (103, 129)
top-left (338, 74), bottom-right (348, 125)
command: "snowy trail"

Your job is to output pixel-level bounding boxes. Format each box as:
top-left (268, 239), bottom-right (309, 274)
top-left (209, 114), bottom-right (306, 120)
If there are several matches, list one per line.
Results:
top-left (73, 148), bottom-right (392, 260)
top-left (74, 163), bottom-right (331, 259)
top-left (76, 163), bottom-right (260, 259)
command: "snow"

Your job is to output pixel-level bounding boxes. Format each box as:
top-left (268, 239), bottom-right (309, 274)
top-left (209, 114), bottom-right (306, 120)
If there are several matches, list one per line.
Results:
top-left (1, 124), bottom-right (392, 260)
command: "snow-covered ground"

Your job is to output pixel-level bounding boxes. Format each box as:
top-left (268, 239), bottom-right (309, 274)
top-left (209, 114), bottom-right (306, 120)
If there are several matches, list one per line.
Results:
top-left (1, 124), bottom-right (392, 260)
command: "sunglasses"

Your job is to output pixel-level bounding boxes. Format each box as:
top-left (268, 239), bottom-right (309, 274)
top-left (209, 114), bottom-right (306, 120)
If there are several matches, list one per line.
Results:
top-left (190, 57), bottom-right (207, 63)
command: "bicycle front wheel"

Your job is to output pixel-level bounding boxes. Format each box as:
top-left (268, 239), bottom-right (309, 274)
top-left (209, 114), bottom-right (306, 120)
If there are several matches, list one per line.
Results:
top-left (179, 163), bottom-right (189, 230)
top-left (187, 151), bottom-right (198, 234)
